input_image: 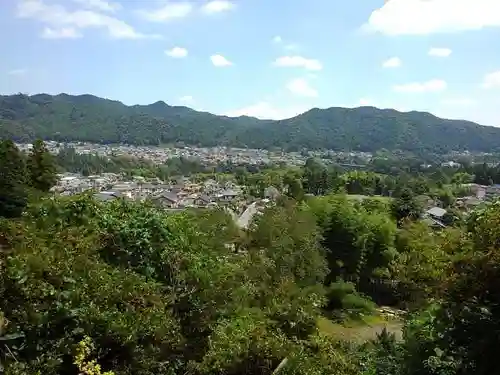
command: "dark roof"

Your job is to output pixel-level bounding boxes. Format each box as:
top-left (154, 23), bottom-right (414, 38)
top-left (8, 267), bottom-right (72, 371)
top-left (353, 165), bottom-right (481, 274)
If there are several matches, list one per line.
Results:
top-left (158, 191), bottom-right (180, 203)
top-left (423, 217), bottom-right (446, 228)
top-left (220, 189), bottom-right (239, 197)
top-left (94, 191), bottom-right (122, 201)
top-left (197, 194), bottom-right (212, 203)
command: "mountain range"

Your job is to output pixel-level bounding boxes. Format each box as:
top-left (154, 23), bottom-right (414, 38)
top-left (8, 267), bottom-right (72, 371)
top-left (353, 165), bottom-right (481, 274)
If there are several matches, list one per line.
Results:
top-left (1, 93), bottom-right (499, 154)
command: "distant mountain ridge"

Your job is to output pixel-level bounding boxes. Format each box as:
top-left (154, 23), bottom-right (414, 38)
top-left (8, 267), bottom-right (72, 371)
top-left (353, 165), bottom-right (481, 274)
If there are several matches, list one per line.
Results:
top-left (1, 93), bottom-right (499, 154)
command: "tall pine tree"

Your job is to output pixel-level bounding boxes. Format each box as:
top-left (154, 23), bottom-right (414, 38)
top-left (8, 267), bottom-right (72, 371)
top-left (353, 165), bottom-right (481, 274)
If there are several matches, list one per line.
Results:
top-left (27, 139), bottom-right (57, 193)
top-left (0, 140), bottom-right (28, 218)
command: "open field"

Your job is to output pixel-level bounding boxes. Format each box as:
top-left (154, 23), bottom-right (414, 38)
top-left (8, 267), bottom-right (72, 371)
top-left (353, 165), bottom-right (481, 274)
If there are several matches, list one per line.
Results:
top-left (317, 314), bottom-right (404, 343)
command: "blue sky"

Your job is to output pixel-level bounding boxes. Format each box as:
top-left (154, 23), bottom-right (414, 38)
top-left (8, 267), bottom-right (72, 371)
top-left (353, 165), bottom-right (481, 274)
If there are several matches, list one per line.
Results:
top-left (2, 0), bottom-right (500, 126)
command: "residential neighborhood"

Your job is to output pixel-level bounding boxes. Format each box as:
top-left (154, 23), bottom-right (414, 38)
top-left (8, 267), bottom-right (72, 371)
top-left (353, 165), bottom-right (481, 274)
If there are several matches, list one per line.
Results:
top-left (17, 140), bottom-right (500, 232)
top-left (51, 171), bottom-right (278, 229)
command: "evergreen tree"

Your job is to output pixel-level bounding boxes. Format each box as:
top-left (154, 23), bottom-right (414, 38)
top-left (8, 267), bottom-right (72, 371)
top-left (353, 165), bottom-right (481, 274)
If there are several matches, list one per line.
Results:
top-left (303, 157), bottom-right (329, 195)
top-left (390, 188), bottom-right (422, 224)
top-left (0, 140), bottom-right (28, 218)
top-left (27, 139), bottom-right (57, 192)
top-left (287, 178), bottom-right (305, 201)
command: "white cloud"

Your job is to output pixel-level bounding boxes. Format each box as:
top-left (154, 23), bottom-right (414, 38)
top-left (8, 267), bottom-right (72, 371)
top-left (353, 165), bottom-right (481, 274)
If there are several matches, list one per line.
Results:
top-left (273, 56), bottom-right (322, 71)
top-left (286, 78), bottom-right (318, 97)
top-left (393, 79), bottom-right (447, 93)
top-left (7, 69), bottom-right (27, 76)
top-left (179, 95), bottom-right (194, 104)
top-left (138, 2), bottom-right (193, 22)
top-left (201, 1), bottom-right (234, 14)
top-left (18, 0), bottom-right (160, 39)
top-left (165, 47), bottom-right (188, 58)
top-left (481, 71), bottom-right (500, 89)
top-left (272, 35), bottom-right (282, 43)
top-left (210, 54), bottom-right (232, 67)
top-left (365, 0), bottom-right (500, 36)
top-left (382, 56), bottom-right (402, 68)
top-left (72, 0), bottom-right (121, 13)
top-left (429, 47), bottom-right (452, 57)
top-left (225, 101), bottom-right (309, 120)
top-left (42, 27), bottom-right (82, 39)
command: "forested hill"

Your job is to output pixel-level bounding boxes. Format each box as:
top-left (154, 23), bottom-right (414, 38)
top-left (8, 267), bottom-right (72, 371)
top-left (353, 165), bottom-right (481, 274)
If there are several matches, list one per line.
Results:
top-left (1, 93), bottom-right (499, 153)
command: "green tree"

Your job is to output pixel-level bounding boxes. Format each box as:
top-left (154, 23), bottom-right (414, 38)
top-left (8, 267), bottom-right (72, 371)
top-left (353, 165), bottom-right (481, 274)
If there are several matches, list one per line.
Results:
top-left (0, 140), bottom-right (28, 218)
top-left (303, 158), bottom-right (329, 195)
top-left (308, 195), bottom-right (397, 303)
top-left (437, 188), bottom-right (455, 209)
top-left (399, 202), bottom-right (500, 375)
top-left (249, 203), bottom-right (328, 288)
top-left (365, 328), bottom-right (403, 375)
top-left (441, 208), bottom-right (462, 227)
top-left (390, 222), bottom-right (456, 306)
top-left (287, 178), bottom-right (305, 201)
top-left (390, 188), bottom-right (422, 224)
top-left (27, 139), bottom-right (58, 192)
top-left (451, 172), bottom-right (473, 185)
top-left (434, 202), bottom-right (500, 375)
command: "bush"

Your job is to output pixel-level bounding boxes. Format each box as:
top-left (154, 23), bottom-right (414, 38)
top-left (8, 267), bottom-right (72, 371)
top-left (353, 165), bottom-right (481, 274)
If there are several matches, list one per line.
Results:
top-left (326, 281), bottom-right (375, 319)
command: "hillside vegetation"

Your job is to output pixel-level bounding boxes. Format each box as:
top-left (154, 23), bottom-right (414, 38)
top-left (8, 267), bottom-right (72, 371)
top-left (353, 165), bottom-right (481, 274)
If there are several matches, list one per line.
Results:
top-left (2, 140), bottom-right (500, 374)
top-left (2, 93), bottom-right (500, 153)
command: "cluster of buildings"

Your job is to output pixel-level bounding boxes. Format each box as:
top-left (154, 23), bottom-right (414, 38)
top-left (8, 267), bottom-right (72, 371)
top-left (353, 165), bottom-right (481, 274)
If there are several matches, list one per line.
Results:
top-left (15, 141), bottom-right (388, 168)
top-left (18, 140), bottom-right (492, 172)
top-left (16, 141), bottom-right (310, 166)
top-left (52, 172), bottom-right (281, 228)
top-left (422, 183), bottom-right (500, 228)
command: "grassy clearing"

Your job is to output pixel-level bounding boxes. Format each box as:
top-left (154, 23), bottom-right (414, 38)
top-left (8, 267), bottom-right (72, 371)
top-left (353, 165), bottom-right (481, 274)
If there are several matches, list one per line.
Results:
top-left (317, 314), bottom-right (403, 343)
top-left (346, 194), bottom-right (392, 203)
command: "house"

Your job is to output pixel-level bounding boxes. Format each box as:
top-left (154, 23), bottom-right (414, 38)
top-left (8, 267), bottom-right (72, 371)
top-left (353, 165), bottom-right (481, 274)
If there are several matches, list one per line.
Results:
top-left (236, 202), bottom-right (260, 230)
top-left (94, 191), bottom-right (123, 202)
top-left (441, 161), bottom-right (461, 168)
top-left (218, 189), bottom-right (240, 202)
top-left (264, 186), bottom-right (280, 200)
top-left (153, 191), bottom-right (181, 208)
top-left (139, 183), bottom-right (156, 194)
top-left (423, 217), bottom-right (446, 229)
top-left (426, 206), bottom-right (447, 220)
top-left (170, 185), bottom-right (183, 194)
top-left (194, 194), bottom-right (213, 207)
top-left (423, 206), bottom-right (448, 228)
top-left (111, 183), bottom-right (135, 199)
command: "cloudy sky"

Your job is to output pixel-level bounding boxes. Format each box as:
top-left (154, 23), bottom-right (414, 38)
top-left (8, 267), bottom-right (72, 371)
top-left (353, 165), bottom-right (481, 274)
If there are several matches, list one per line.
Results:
top-left (1, 0), bottom-right (500, 125)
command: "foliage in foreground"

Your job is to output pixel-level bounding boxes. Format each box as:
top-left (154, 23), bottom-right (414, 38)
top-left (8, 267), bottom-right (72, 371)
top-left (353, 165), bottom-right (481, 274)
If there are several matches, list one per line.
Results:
top-left (0, 195), bottom-right (357, 375)
top-left (1, 188), bottom-right (500, 374)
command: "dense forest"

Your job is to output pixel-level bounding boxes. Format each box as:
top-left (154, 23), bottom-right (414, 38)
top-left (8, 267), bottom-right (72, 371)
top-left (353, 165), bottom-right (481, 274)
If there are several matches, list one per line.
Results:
top-left (1, 140), bottom-right (500, 375)
top-left (2, 93), bottom-right (500, 153)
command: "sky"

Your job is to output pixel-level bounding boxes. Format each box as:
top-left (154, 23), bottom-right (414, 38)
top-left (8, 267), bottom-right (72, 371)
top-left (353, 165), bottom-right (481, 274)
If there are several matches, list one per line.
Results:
top-left (2, 0), bottom-right (500, 126)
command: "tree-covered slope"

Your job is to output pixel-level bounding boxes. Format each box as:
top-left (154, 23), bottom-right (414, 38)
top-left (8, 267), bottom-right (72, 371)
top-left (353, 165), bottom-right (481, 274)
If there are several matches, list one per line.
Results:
top-left (1, 93), bottom-right (498, 153)
top-left (0, 93), bottom-right (250, 146)
top-left (238, 107), bottom-right (500, 153)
